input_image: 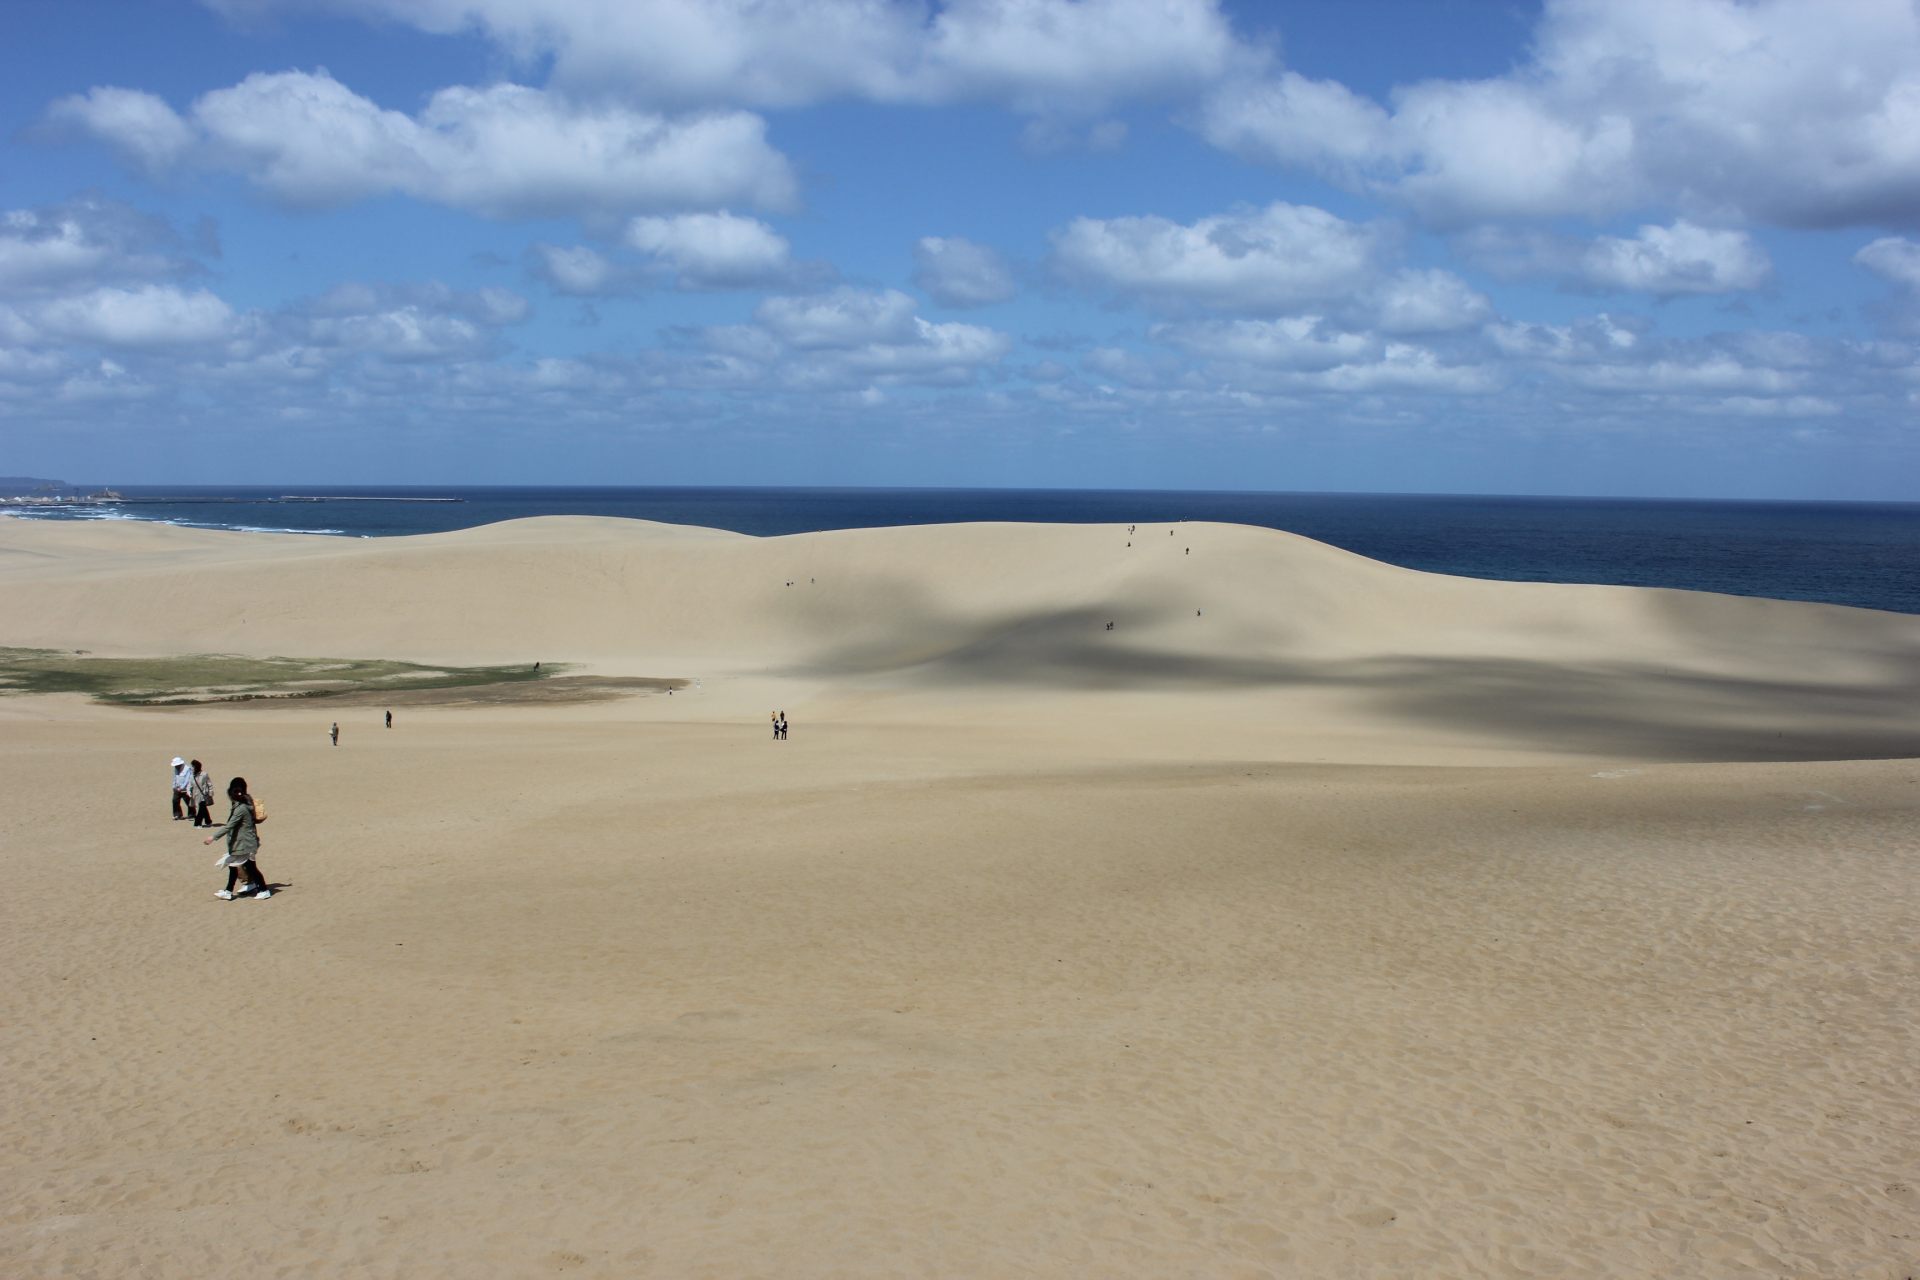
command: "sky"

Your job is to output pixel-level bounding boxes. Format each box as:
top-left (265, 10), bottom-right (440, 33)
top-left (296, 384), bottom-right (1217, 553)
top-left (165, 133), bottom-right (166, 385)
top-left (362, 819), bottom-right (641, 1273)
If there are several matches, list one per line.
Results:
top-left (4, 0), bottom-right (1920, 498)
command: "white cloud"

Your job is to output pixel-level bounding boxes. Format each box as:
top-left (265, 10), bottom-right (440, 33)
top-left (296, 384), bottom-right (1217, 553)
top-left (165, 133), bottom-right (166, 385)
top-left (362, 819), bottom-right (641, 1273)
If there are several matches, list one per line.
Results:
top-left (47, 71), bottom-right (797, 218)
top-left (1155, 316), bottom-right (1377, 371)
top-left (1459, 220), bottom-right (1770, 297)
top-left (291, 281), bottom-right (529, 361)
top-left (1580, 221), bottom-right (1771, 296)
top-left (32, 285), bottom-right (235, 348)
top-left (755, 287), bottom-right (920, 348)
top-left (1083, 346), bottom-right (1176, 389)
top-left (836, 318), bottom-right (1009, 378)
top-left (1370, 269), bottom-right (1492, 333)
top-left (206, 0), bottom-right (1258, 115)
top-left (913, 236), bottom-right (1016, 307)
top-left (43, 86), bottom-right (195, 174)
top-left (0, 199), bottom-right (198, 294)
top-left (673, 286), bottom-right (1010, 389)
top-left (1563, 357), bottom-right (1801, 395)
top-left (1201, 0), bottom-right (1920, 229)
top-left (1856, 236), bottom-right (1920, 289)
top-left (1694, 395), bottom-right (1841, 417)
top-left (531, 244), bottom-right (621, 296)
top-left (1199, 70), bottom-right (1390, 174)
top-left (1050, 202), bottom-right (1382, 312)
top-left (624, 211), bottom-right (791, 286)
top-left (1303, 343), bottom-right (1500, 395)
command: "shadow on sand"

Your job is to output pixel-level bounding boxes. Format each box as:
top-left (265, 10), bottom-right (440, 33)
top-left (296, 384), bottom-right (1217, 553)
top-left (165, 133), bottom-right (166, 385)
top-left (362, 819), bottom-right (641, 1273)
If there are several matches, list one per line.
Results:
top-left (781, 577), bottom-right (1920, 763)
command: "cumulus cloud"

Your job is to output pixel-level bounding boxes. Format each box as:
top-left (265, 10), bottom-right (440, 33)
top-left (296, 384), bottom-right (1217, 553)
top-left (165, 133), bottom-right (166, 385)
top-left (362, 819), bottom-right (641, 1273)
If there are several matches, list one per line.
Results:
top-left (204, 0), bottom-right (1259, 115)
top-left (624, 211), bottom-right (792, 286)
top-left (1483, 312), bottom-right (1844, 405)
top-left (755, 287), bottom-right (921, 348)
top-left (47, 71), bottom-right (797, 218)
top-left (291, 281), bottom-right (529, 361)
top-left (1050, 202), bottom-right (1382, 312)
top-left (10, 285), bottom-right (235, 348)
top-left (913, 236), bottom-right (1017, 307)
top-left (1856, 236), bottom-right (1920, 289)
top-left (1561, 357), bottom-right (1802, 395)
top-left (1580, 222), bottom-right (1771, 296)
top-left (665, 286), bottom-right (1010, 389)
top-left (1370, 269), bottom-right (1492, 333)
top-left (530, 243), bottom-right (623, 296)
top-left (1459, 220), bottom-right (1770, 297)
top-left (1201, 0), bottom-right (1920, 229)
top-left (1154, 316), bottom-right (1377, 371)
top-left (0, 198), bottom-right (203, 294)
top-left (41, 85), bottom-right (196, 174)
top-left (530, 214), bottom-right (808, 296)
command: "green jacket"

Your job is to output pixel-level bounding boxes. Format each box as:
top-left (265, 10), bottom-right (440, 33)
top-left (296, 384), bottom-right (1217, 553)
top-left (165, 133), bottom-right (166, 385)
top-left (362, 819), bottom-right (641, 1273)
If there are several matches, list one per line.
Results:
top-left (210, 800), bottom-right (260, 863)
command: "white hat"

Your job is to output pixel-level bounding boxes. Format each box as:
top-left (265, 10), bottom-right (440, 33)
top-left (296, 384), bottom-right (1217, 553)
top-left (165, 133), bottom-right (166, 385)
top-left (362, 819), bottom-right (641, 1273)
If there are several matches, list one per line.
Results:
top-left (171, 757), bottom-right (185, 767)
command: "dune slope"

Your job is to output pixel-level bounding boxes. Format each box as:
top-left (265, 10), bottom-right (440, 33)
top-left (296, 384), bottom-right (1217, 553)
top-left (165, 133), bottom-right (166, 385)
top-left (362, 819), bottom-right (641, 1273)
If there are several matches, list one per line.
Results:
top-left (3, 515), bottom-right (1917, 762)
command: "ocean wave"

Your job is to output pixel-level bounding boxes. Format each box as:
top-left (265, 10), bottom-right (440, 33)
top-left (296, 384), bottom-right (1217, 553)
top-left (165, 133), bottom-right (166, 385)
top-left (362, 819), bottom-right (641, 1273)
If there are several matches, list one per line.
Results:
top-left (0, 505), bottom-right (348, 536)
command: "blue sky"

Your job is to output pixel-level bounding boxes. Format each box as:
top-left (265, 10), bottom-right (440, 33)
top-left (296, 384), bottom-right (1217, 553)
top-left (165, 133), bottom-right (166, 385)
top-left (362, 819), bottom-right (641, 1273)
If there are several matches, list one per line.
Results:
top-left (4, 0), bottom-right (1920, 498)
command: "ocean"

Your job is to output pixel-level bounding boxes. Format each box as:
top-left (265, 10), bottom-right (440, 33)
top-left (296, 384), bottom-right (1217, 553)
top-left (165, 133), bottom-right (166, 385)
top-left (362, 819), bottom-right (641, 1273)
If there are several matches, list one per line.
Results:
top-left (6, 485), bottom-right (1918, 616)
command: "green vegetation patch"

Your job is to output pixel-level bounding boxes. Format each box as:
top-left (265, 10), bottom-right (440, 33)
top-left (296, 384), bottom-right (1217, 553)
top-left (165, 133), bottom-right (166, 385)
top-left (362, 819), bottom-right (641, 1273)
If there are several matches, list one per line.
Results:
top-left (0, 648), bottom-right (562, 705)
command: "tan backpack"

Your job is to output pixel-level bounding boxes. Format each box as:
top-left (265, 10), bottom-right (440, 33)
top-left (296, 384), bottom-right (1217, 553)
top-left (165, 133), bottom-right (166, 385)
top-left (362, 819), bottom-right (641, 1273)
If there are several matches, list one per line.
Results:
top-left (252, 797), bottom-right (268, 824)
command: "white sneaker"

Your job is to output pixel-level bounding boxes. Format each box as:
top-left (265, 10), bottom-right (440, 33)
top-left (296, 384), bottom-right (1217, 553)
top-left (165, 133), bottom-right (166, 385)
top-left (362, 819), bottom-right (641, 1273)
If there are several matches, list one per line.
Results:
top-left (215, 889), bottom-right (234, 900)
top-left (254, 888), bottom-right (272, 899)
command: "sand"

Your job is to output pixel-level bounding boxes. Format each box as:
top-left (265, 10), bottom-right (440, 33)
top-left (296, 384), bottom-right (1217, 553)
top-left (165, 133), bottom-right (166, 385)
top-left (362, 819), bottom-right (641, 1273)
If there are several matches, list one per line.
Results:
top-left (2, 515), bottom-right (1916, 1278)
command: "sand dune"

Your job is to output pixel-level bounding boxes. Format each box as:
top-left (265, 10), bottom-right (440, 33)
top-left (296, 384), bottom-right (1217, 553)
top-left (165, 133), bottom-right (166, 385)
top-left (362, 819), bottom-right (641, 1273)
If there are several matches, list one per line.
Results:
top-left (2, 516), bottom-right (1917, 1277)
top-left (4, 514), bottom-right (1918, 762)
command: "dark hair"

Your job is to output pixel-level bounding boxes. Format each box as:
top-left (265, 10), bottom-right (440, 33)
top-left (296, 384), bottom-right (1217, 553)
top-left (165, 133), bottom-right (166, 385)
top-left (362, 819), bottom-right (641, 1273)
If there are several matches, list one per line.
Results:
top-left (190, 759), bottom-right (203, 772)
top-left (227, 776), bottom-right (251, 806)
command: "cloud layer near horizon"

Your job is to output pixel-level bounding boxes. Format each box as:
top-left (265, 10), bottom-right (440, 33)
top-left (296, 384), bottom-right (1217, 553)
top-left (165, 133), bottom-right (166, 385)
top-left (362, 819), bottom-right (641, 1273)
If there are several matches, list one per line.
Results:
top-left (5, 0), bottom-right (1919, 495)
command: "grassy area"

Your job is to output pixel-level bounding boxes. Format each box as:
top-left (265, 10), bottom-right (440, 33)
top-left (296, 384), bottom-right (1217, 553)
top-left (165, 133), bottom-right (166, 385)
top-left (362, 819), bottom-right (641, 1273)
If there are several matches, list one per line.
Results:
top-left (0, 648), bottom-right (562, 706)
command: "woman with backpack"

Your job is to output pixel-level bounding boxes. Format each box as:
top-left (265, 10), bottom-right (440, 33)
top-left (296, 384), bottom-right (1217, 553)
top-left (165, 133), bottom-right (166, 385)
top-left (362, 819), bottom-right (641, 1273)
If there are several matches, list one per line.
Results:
top-left (203, 776), bottom-right (271, 900)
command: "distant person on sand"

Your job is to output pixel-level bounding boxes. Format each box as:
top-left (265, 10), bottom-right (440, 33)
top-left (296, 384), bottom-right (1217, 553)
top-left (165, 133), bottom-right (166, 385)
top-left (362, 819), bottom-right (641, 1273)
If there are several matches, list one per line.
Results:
top-left (204, 776), bottom-right (270, 900)
top-left (385, 709), bottom-right (392, 730)
top-left (776, 712), bottom-right (788, 741)
top-left (171, 757), bottom-right (192, 820)
top-left (190, 760), bottom-right (215, 827)
top-left (329, 722), bottom-right (339, 747)
top-left (772, 710), bottom-right (780, 740)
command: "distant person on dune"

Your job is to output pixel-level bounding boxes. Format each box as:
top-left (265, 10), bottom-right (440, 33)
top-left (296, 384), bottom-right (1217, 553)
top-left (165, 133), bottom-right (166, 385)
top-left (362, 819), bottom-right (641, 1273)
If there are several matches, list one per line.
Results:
top-left (777, 713), bottom-right (789, 741)
top-left (329, 722), bottom-right (339, 747)
top-left (385, 709), bottom-right (392, 729)
top-left (204, 776), bottom-right (270, 900)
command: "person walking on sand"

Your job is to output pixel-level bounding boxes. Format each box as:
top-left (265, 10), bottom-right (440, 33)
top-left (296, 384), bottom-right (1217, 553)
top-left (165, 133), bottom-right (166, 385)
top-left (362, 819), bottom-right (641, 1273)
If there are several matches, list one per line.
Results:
top-left (385, 709), bottom-right (392, 730)
top-left (329, 722), bottom-right (339, 747)
top-left (777, 712), bottom-right (789, 741)
top-left (204, 776), bottom-right (270, 900)
top-left (190, 759), bottom-right (215, 827)
top-left (170, 757), bottom-right (192, 820)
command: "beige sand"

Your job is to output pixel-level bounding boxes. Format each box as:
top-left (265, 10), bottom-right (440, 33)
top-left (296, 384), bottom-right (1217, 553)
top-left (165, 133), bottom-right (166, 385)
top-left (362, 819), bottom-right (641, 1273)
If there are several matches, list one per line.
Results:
top-left (2, 516), bottom-right (1917, 1278)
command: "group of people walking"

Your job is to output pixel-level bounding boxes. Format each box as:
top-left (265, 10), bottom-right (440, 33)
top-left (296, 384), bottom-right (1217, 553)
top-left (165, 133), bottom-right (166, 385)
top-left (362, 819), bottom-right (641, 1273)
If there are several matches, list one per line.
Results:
top-left (771, 711), bottom-right (789, 740)
top-left (170, 757), bottom-right (217, 826)
top-left (171, 754), bottom-right (271, 900)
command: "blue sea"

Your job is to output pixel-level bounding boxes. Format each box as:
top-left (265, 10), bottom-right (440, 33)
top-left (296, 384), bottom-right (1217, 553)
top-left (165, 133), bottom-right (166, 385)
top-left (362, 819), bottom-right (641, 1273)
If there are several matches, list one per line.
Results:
top-left (7, 485), bottom-right (1919, 616)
